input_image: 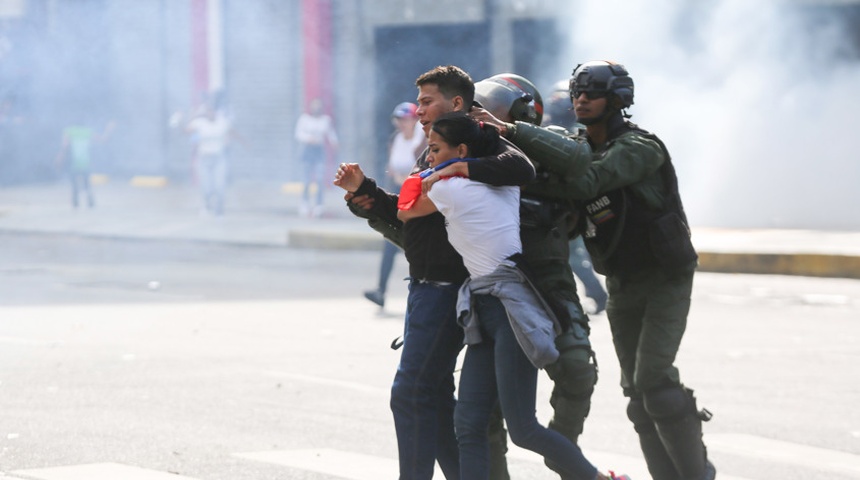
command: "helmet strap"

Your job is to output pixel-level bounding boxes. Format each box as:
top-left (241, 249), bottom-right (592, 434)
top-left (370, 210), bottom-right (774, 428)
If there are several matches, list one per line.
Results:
top-left (578, 102), bottom-right (613, 126)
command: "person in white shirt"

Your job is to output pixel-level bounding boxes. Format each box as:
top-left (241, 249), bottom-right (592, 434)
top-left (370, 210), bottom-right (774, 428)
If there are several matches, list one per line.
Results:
top-left (364, 102), bottom-right (426, 308)
top-left (397, 111), bottom-right (628, 480)
top-left (294, 98), bottom-right (338, 218)
top-left (186, 104), bottom-right (239, 216)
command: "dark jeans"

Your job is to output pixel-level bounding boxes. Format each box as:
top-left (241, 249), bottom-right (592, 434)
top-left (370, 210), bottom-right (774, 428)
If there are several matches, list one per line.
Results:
top-left (454, 294), bottom-right (597, 480)
top-left (69, 171), bottom-right (93, 208)
top-left (390, 280), bottom-right (463, 480)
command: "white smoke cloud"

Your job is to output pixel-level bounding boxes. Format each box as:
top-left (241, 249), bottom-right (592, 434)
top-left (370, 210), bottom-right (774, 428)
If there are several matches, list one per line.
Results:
top-left (560, 0), bottom-right (860, 229)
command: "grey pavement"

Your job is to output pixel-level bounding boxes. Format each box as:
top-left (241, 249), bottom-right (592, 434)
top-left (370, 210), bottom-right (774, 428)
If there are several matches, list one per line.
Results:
top-left (1, 179), bottom-right (859, 279)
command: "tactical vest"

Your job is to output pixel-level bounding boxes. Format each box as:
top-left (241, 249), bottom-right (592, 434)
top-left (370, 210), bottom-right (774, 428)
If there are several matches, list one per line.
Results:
top-left (518, 168), bottom-right (587, 331)
top-left (582, 122), bottom-right (697, 277)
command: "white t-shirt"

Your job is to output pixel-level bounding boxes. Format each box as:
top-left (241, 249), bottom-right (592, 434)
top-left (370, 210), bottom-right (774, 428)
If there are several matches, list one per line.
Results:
top-left (388, 122), bottom-right (424, 182)
top-left (428, 177), bottom-right (521, 278)
top-left (188, 114), bottom-right (232, 155)
top-left (294, 113), bottom-right (338, 146)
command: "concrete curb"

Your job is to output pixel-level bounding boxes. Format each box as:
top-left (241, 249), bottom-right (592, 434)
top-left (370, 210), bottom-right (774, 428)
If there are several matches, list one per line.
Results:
top-left (698, 252), bottom-right (860, 280)
top-left (1, 181), bottom-right (857, 280)
top-left (288, 229), bottom-right (860, 280)
top-left (129, 176), bottom-right (169, 188)
top-left (4, 224), bottom-right (859, 280)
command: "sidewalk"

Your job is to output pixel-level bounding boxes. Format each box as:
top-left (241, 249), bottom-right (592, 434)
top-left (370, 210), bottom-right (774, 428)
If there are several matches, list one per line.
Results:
top-left (1, 179), bottom-right (858, 279)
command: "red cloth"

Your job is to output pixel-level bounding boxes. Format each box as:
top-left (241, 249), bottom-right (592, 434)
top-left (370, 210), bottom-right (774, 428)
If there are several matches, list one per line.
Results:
top-left (398, 161), bottom-right (469, 211)
top-left (397, 174), bottom-right (422, 210)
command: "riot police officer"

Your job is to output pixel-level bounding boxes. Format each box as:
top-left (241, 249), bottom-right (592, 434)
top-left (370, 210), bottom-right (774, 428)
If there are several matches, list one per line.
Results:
top-left (474, 73), bottom-right (599, 472)
top-left (476, 61), bottom-right (716, 480)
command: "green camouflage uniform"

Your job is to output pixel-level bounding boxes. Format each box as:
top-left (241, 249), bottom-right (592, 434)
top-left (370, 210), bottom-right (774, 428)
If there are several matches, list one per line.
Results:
top-left (506, 114), bottom-right (714, 480)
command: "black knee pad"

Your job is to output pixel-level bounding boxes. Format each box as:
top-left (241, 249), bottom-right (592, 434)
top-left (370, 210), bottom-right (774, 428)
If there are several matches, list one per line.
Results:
top-left (627, 398), bottom-right (657, 434)
top-left (548, 356), bottom-right (596, 400)
top-left (546, 320), bottom-right (597, 397)
top-left (627, 398), bottom-right (649, 424)
top-left (643, 386), bottom-right (693, 422)
top-left (564, 360), bottom-right (597, 397)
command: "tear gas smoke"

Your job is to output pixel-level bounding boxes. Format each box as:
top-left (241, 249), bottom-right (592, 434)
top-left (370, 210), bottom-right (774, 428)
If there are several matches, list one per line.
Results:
top-left (554, 0), bottom-right (860, 229)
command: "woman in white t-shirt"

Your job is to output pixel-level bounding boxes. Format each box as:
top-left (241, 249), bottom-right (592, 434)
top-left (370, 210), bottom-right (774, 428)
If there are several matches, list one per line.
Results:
top-left (397, 112), bottom-right (624, 480)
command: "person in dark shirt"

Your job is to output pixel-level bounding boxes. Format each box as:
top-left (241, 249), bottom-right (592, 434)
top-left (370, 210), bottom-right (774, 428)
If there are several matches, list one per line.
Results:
top-left (334, 65), bottom-right (533, 480)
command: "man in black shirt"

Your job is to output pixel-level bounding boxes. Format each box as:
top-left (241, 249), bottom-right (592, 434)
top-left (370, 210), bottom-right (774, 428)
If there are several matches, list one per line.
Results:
top-left (334, 65), bottom-right (533, 480)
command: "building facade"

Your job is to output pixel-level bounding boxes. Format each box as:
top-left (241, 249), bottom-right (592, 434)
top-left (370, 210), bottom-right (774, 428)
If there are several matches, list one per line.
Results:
top-left (0, 0), bottom-right (858, 185)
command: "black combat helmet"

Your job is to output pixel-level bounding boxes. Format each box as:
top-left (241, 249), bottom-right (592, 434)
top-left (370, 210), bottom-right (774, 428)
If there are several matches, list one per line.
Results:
top-left (544, 79), bottom-right (577, 129)
top-left (474, 73), bottom-right (543, 126)
top-left (569, 60), bottom-right (634, 109)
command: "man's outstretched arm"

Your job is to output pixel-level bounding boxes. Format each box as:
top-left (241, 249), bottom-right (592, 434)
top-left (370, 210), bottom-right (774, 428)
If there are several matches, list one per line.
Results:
top-left (421, 138), bottom-right (536, 191)
top-left (334, 163), bottom-right (404, 248)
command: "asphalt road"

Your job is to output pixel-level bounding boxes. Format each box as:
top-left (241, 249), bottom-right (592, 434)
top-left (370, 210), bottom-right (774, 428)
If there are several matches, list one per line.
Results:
top-left (1, 234), bottom-right (859, 480)
top-left (0, 232), bottom-right (410, 306)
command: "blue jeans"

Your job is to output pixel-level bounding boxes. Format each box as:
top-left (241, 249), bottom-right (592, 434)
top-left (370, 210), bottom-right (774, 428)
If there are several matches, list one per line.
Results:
top-left (300, 144), bottom-right (325, 206)
top-left (569, 237), bottom-right (607, 306)
top-left (198, 153), bottom-right (228, 214)
top-left (69, 170), bottom-right (93, 208)
top-left (455, 294), bottom-right (598, 480)
top-left (390, 280), bottom-right (464, 480)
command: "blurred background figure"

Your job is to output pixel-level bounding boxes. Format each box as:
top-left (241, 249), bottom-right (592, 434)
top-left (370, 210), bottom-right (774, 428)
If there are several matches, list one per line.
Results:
top-left (55, 120), bottom-right (115, 209)
top-left (568, 235), bottom-right (607, 314)
top-left (294, 98), bottom-right (338, 218)
top-left (364, 101), bottom-right (425, 308)
top-left (184, 97), bottom-right (243, 217)
top-left (543, 80), bottom-right (607, 314)
top-left (543, 80), bottom-right (580, 134)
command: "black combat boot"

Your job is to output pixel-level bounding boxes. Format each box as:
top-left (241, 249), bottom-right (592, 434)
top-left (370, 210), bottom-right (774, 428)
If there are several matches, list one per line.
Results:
top-left (649, 388), bottom-right (716, 480)
top-left (654, 413), bottom-right (715, 480)
top-left (627, 398), bottom-right (681, 480)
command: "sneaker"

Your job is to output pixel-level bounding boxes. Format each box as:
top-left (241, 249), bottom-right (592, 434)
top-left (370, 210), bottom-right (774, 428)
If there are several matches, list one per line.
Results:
top-left (704, 460), bottom-right (716, 480)
top-left (589, 293), bottom-right (608, 314)
top-left (363, 289), bottom-right (385, 307)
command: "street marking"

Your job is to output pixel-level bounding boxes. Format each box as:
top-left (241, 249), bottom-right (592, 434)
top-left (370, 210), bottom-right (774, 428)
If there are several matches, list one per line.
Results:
top-left (0, 336), bottom-right (57, 346)
top-left (506, 444), bottom-right (752, 480)
top-left (799, 293), bottom-right (850, 306)
top-left (262, 370), bottom-right (387, 395)
top-left (11, 462), bottom-right (199, 480)
top-left (709, 433), bottom-right (860, 477)
top-left (234, 449), bottom-right (400, 480)
top-left (507, 443), bottom-right (651, 478)
top-left (9, 434), bottom-right (847, 480)
top-left (236, 447), bottom-right (755, 480)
